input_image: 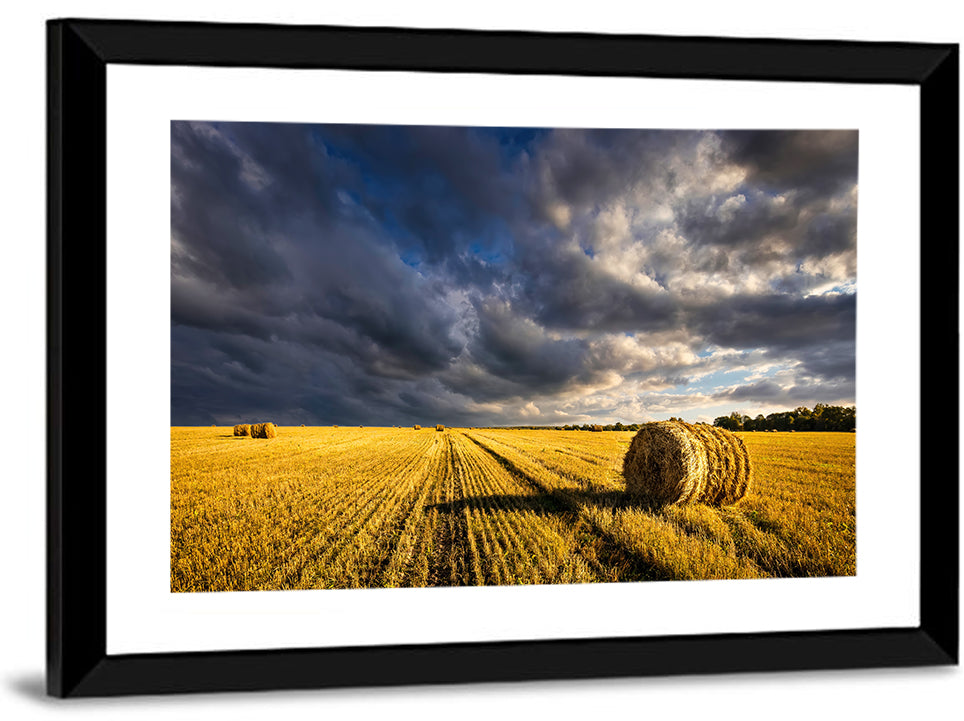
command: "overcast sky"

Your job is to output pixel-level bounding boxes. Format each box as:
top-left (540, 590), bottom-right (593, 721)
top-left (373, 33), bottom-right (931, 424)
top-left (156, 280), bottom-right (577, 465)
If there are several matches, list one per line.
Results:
top-left (171, 122), bottom-right (857, 427)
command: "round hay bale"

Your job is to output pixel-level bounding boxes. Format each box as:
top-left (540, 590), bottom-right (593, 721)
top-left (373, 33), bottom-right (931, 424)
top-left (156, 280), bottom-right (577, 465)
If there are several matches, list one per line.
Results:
top-left (436, 424), bottom-right (444, 432)
top-left (694, 423), bottom-right (751, 505)
top-left (233, 424), bottom-right (251, 437)
top-left (414, 425), bottom-right (421, 430)
top-left (300, 424), bottom-right (305, 427)
top-left (623, 421), bottom-right (708, 505)
top-left (622, 420), bottom-right (751, 506)
top-left (250, 422), bottom-right (277, 439)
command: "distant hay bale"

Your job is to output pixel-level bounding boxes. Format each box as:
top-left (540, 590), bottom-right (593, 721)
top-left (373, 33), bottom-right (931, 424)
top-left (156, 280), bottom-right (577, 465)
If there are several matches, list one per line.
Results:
top-left (623, 420), bottom-right (751, 506)
top-left (233, 424), bottom-right (251, 437)
top-left (591, 424), bottom-right (603, 432)
top-left (414, 425), bottom-right (421, 430)
top-left (436, 424), bottom-right (444, 432)
top-left (250, 422), bottom-right (277, 439)
top-left (300, 423), bottom-right (305, 427)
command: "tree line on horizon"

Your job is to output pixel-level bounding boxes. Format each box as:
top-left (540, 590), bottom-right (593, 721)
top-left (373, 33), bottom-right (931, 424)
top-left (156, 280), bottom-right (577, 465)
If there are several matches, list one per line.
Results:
top-left (713, 404), bottom-right (856, 432)
top-left (495, 404), bottom-right (855, 432)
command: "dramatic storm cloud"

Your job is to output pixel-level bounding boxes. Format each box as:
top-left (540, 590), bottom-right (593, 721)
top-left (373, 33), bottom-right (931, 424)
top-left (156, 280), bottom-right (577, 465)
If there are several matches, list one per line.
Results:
top-left (171, 122), bottom-right (857, 426)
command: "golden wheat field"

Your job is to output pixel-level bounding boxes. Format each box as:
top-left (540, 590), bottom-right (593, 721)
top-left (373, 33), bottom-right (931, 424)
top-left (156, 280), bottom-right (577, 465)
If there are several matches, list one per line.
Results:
top-left (170, 427), bottom-right (855, 592)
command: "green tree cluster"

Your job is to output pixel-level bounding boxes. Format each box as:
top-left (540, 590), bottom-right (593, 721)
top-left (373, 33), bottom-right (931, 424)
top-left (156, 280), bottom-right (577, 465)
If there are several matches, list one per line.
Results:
top-left (713, 404), bottom-right (855, 432)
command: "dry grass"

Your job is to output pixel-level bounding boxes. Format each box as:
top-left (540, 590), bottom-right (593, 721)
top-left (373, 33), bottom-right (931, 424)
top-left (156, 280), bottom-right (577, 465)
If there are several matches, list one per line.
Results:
top-left (171, 427), bottom-right (854, 591)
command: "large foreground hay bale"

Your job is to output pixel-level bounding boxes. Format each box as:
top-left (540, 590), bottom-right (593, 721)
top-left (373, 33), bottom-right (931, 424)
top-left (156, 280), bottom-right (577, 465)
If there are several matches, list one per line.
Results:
top-left (623, 420), bottom-right (751, 506)
top-left (233, 424), bottom-right (251, 437)
top-left (250, 422), bottom-right (277, 439)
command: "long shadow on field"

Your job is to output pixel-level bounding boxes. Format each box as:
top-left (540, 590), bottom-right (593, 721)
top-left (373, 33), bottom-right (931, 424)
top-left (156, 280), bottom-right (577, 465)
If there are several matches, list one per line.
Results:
top-left (428, 491), bottom-right (676, 582)
top-left (427, 489), bottom-right (633, 516)
top-left (457, 434), bottom-right (691, 581)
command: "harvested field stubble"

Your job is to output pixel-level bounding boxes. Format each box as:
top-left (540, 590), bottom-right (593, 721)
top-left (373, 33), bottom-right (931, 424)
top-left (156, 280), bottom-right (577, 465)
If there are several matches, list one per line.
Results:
top-left (623, 421), bottom-right (751, 506)
top-left (171, 427), bottom-right (854, 590)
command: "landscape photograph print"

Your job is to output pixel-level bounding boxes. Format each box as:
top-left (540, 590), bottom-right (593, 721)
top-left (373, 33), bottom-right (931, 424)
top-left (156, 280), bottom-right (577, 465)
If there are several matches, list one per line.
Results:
top-left (171, 122), bottom-right (857, 592)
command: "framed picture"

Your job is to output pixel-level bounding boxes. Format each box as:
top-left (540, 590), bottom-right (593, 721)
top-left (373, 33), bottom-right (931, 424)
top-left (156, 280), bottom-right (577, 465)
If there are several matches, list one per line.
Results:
top-left (47, 19), bottom-right (958, 697)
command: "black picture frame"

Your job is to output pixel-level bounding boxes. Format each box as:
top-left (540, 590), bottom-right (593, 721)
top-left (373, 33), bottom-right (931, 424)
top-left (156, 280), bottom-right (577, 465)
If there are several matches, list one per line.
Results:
top-left (47, 18), bottom-right (959, 698)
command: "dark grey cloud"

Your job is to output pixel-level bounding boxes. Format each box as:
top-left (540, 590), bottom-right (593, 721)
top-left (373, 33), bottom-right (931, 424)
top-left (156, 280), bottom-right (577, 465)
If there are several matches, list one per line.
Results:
top-left (712, 374), bottom-right (856, 409)
top-left (719, 130), bottom-right (858, 197)
top-left (693, 293), bottom-right (856, 351)
top-left (803, 210), bottom-right (857, 257)
top-left (514, 244), bottom-right (680, 333)
top-left (529, 128), bottom-right (698, 212)
top-left (690, 293), bottom-right (855, 380)
top-left (675, 191), bottom-right (801, 250)
top-left (171, 123), bottom-right (293, 291)
top-left (171, 123), bottom-right (857, 425)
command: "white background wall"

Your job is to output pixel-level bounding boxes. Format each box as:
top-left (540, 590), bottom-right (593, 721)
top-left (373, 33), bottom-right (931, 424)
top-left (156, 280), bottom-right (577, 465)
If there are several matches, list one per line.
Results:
top-left (2, 1), bottom-right (961, 718)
